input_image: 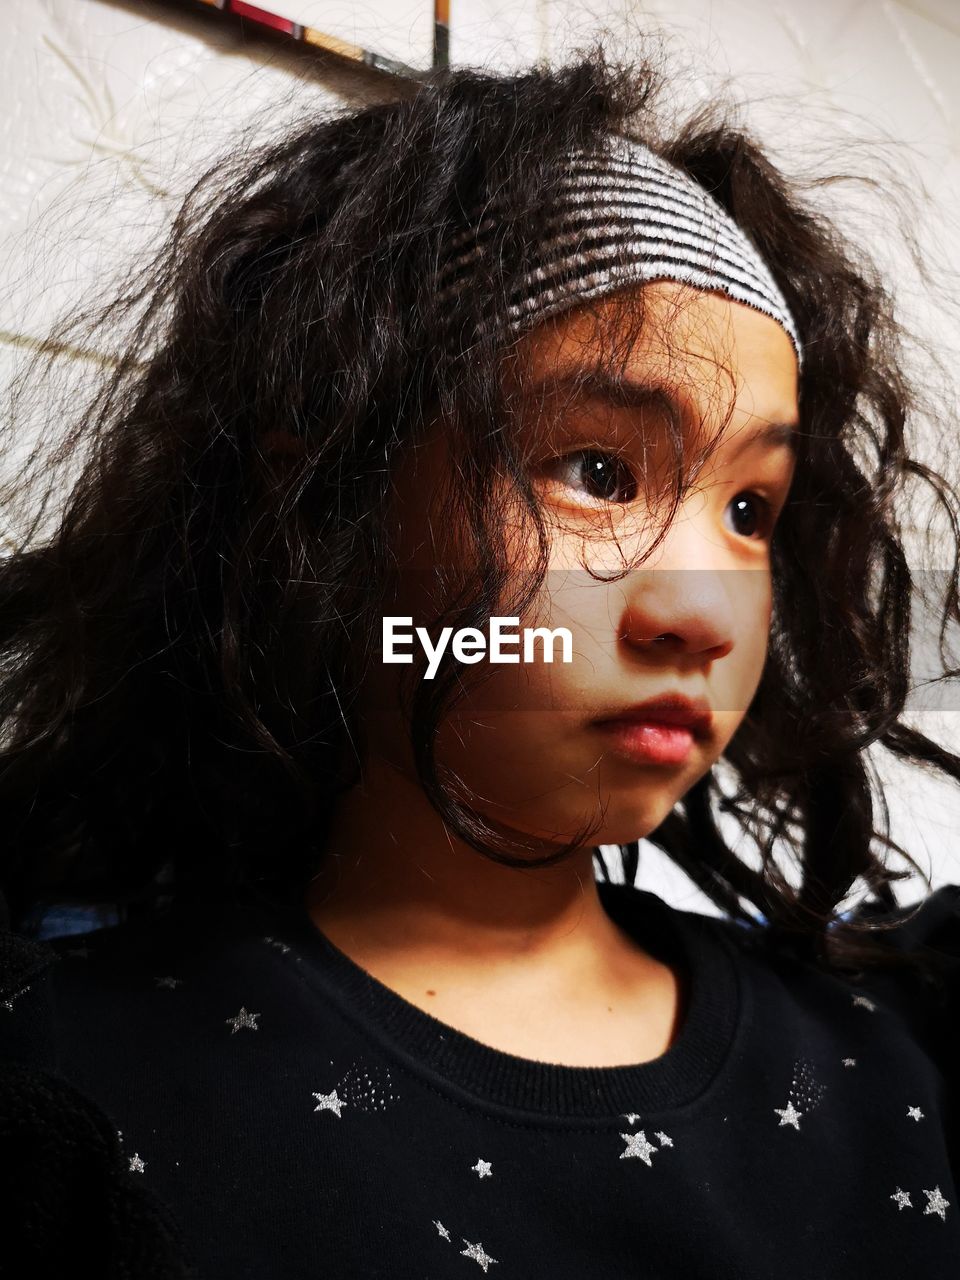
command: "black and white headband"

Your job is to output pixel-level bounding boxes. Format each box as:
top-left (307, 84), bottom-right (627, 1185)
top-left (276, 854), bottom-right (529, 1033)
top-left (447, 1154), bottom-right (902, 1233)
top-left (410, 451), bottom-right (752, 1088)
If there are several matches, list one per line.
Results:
top-left (437, 134), bottom-right (802, 367)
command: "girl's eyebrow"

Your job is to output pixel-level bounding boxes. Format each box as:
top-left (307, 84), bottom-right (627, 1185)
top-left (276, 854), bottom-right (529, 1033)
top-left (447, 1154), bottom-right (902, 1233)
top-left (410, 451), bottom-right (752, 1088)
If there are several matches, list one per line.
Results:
top-left (523, 367), bottom-right (801, 456)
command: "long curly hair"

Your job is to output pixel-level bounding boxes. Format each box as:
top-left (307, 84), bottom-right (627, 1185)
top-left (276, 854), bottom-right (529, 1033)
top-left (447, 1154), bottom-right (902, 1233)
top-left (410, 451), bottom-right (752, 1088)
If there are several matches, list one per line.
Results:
top-left (2, 46), bottom-right (959, 991)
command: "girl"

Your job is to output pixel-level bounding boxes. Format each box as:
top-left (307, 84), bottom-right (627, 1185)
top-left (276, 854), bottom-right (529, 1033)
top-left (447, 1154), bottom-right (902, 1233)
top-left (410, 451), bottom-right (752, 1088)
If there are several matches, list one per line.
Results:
top-left (2, 48), bottom-right (960, 1280)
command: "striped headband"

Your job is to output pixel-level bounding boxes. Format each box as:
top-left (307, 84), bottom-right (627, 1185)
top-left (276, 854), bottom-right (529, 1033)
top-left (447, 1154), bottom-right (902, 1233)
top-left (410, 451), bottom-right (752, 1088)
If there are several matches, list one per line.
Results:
top-left (437, 134), bottom-right (802, 367)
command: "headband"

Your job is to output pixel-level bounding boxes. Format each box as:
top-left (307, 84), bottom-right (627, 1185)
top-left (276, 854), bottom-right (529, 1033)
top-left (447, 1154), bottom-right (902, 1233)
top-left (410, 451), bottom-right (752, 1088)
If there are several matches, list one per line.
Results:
top-left (437, 134), bottom-right (803, 367)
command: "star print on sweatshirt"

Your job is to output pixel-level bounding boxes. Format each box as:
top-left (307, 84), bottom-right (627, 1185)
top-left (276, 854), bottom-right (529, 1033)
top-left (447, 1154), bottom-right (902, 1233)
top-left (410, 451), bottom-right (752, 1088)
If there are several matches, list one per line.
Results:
top-left (2, 879), bottom-right (959, 1278)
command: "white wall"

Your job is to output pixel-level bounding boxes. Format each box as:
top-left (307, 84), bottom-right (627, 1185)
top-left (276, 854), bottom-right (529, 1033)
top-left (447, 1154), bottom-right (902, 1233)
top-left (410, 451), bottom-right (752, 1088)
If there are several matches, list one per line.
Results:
top-left (3, 0), bottom-right (959, 913)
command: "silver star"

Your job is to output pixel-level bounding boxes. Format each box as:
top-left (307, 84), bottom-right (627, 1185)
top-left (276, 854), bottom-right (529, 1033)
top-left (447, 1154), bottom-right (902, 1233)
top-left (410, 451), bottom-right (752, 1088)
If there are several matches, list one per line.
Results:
top-left (128, 1153), bottom-right (146, 1174)
top-left (619, 1130), bottom-right (658, 1165)
top-left (852, 994), bottom-right (877, 1012)
top-left (654, 1131), bottom-right (674, 1147)
top-left (923, 1186), bottom-right (951, 1221)
top-left (262, 935), bottom-right (291, 954)
top-left (842, 1058), bottom-right (857, 1068)
top-left (890, 1188), bottom-right (912, 1211)
top-left (433, 1219), bottom-right (451, 1241)
top-left (155, 976), bottom-right (183, 990)
top-left (312, 1089), bottom-right (344, 1118)
top-left (774, 1101), bottom-right (802, 1130)
top-left (225, 1006), bottom-right (260, 1033)
top-left (622, 1112), bottom-right (640, 1125)
top-left (471, 1158), bottom-right (492, 1179)
top-left (1, 984), bottom-right (30, 1011)
top-left (907, 1106), bottom-right (925, 1122)
top-left (460, 1240), bottom-right (498, 1272)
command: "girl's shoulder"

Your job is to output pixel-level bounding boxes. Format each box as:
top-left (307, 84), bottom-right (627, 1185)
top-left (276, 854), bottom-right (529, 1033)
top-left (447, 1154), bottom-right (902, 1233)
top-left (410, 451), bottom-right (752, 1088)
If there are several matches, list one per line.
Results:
top-left (687, 880), bottom-right (960, 992)
top-left (704, 882), bottom-right (960, 1075)
top-left (0, 897), bottom-right (278, 1065)
top-left (602, 878), bottom-right (960, 1068)
top-left (604, 878), bottom-right (960, 972)
top-left (831, 884), bottom-right (960, 1058)
top-left (853, 883), bottom-right (960, 960)
top-left (0, 906), bottom-right (210, 1278)
top-left (669, 880), bottom-right (960, 981)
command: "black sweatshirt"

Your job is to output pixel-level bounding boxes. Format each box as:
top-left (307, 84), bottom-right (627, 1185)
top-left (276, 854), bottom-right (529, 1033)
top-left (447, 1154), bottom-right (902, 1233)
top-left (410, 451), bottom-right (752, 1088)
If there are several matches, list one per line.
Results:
top-left (2, 879), bottom-right (960, 1279)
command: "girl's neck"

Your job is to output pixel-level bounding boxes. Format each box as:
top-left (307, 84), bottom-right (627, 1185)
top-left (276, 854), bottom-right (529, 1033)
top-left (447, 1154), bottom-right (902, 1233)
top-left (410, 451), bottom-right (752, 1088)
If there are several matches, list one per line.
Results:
top-left (303, 755), bottom-right (686, 1067)
top-left (305, 754), bottom-right (653, 975)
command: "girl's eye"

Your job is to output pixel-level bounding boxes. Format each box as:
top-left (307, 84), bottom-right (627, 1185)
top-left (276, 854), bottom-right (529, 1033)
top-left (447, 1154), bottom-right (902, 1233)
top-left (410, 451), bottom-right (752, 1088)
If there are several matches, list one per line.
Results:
top-left (541, 449), bottom-right (639, 504)
top-left (724, 492), bottom-right (776, 541)
top-left (540, 449), bottom-right (780, 542)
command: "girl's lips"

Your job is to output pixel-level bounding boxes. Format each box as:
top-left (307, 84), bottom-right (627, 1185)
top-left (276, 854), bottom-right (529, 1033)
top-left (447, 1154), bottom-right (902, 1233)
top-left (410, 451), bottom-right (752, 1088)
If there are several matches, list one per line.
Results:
top-left (593, 719), bottom-right (695, 765)
top-left (592, 693), bottom-right (713, 739)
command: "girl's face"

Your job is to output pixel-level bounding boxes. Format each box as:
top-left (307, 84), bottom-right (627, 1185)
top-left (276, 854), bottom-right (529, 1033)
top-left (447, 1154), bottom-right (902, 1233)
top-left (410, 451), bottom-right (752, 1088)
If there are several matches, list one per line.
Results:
top-left (367, 280), bottom-right (800, 851)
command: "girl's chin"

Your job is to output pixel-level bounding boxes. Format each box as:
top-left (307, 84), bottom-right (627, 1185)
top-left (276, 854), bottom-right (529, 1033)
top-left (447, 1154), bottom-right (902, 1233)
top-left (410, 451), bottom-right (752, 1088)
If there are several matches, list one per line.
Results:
top-left (474, 798), bottom-right (677, 852)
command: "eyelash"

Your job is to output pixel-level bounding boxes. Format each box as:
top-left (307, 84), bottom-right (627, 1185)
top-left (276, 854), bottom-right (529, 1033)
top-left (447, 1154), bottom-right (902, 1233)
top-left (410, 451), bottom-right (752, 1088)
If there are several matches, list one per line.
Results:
top-left (539, 448), bottom-right (780, 541)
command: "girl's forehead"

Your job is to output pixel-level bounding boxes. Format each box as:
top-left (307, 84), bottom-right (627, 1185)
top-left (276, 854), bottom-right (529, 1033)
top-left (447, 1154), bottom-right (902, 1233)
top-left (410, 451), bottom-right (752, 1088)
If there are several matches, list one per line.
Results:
top-left (518, 280), bottom-right (794, 371)
top-left (512, 281), bottom-right (800, 437)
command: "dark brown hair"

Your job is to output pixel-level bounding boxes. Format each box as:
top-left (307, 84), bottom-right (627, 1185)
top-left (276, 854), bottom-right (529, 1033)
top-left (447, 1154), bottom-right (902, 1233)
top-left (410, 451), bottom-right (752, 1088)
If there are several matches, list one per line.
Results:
top-left (1, 47), bottom-right (958, 991)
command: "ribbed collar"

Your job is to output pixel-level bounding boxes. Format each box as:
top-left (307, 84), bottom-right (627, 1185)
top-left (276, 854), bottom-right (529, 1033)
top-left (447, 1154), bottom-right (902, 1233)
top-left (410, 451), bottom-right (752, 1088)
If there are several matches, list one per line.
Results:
top-left (256, 881), bottom-right (742, 1122)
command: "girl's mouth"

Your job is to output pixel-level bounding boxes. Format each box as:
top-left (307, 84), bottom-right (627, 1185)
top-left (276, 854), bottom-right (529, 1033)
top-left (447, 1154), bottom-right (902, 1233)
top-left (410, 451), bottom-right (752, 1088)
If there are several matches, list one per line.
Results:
top-left (592, 719), bottom-right (695, 766)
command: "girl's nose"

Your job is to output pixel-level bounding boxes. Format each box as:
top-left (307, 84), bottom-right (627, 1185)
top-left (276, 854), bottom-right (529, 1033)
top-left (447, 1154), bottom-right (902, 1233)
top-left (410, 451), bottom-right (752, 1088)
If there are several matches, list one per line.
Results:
top-left (613, 523), bottom-right (742, 663)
